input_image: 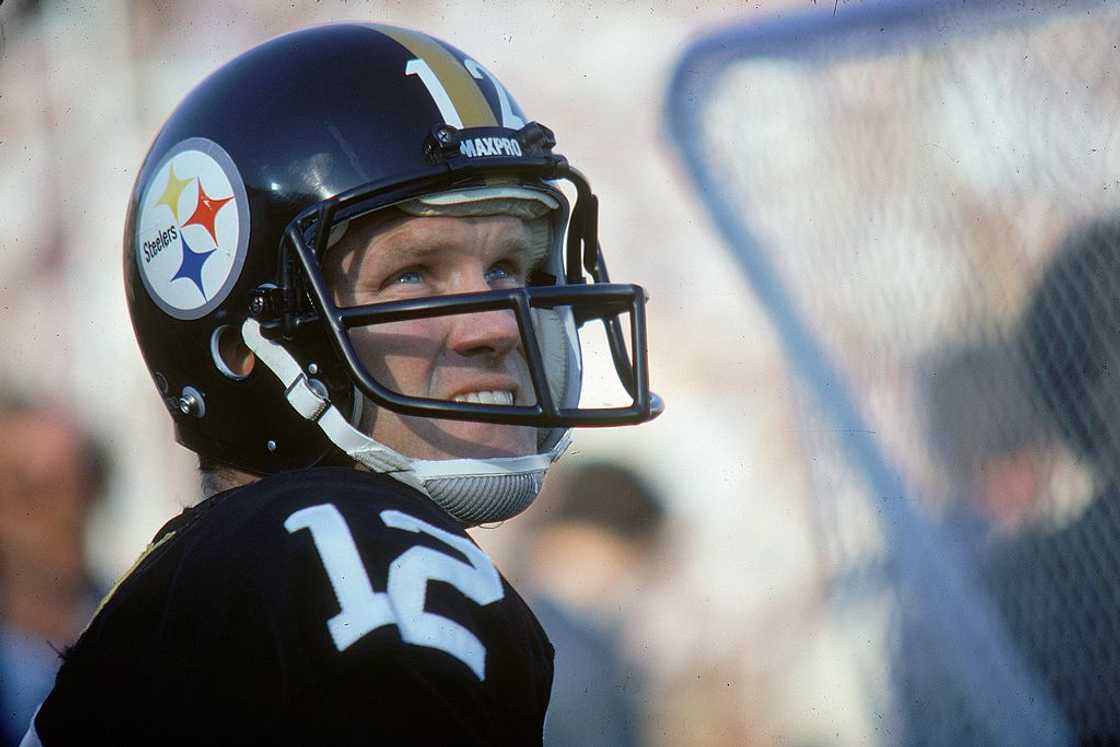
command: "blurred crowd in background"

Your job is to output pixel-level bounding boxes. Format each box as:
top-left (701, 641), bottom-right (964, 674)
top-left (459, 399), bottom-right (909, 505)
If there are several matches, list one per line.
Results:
top-left (0, 399), bottom-right (106, 745)
top-left (6, 0), bottom-right (1120, 744)
top-left (685, 2), bottom-right (1120, 740)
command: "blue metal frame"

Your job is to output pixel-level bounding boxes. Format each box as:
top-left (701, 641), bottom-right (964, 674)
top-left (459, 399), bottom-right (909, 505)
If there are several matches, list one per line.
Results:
top-left (663, 0), bottom-right (1109, 741)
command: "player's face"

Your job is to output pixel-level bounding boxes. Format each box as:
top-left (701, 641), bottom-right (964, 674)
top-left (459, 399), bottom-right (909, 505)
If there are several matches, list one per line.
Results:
top-left (324, 213), bottom-right (538, 461)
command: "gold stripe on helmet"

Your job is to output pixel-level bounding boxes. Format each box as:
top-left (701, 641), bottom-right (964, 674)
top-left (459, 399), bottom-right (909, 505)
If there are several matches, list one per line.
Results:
top-left (378, 26), bottom-right (498, 128)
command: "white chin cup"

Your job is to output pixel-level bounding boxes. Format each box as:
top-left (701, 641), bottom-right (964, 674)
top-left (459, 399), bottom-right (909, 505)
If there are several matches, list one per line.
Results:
top-left (371, 437), bottom-right (570, 526)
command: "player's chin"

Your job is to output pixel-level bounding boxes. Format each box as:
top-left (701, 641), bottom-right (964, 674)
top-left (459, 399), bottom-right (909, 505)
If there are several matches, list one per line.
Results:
top-left (430, 420), bottom-right (538, 460)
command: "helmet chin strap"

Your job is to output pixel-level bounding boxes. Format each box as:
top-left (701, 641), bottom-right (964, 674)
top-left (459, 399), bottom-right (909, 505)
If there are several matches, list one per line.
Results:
top-left (242, 318), bottom-right (570, 525)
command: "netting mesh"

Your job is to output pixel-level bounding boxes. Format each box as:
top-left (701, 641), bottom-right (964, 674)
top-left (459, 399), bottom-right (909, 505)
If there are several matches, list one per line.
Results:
top-left (675, 0), bottom-right (1120, 741)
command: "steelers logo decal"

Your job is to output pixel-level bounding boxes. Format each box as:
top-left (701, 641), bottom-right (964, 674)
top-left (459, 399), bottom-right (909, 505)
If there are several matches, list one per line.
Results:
top-left (136, 138), bottom-right (250, 320)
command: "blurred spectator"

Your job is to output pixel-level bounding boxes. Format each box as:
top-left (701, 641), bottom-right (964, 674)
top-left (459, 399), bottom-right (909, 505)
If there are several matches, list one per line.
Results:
top-left (516, 460), bottom-right (667, 747)
top-left (0, 398), bottom-right (106, 747)
top-left (923, 340), bottom-right (1058, 538)
top-left (897, 340), bottom-right (1060, 743)
top-left (895, 221), bottom-right (1120, 741)
top-left (984, 216), bottom-right (1120, 738)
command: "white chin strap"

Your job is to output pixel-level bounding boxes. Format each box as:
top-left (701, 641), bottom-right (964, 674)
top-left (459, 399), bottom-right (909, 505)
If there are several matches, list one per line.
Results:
top-left (242, 318), bottom-right (570, 526)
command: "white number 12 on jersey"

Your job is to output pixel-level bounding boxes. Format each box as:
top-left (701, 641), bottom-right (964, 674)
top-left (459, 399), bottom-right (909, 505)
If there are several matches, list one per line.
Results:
top-left (285, 504), bottom-right (504, 681)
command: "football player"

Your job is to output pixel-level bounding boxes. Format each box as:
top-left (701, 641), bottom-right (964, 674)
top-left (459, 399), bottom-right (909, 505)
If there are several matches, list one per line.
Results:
top-left (22, 23), bottom-right (660, 745)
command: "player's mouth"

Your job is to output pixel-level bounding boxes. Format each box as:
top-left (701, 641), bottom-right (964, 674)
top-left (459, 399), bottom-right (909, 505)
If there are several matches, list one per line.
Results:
top-left (451, 389), bottom-right (515, 405)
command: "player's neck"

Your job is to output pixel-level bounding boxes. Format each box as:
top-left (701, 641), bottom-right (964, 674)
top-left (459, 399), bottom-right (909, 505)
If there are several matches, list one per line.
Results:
top-left (196, 465), bottom-right (259, 504)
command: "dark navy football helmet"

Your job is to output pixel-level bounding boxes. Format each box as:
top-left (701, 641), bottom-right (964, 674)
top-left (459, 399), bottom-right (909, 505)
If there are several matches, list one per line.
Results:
top-left (124, 24), bottom-right (659, 519)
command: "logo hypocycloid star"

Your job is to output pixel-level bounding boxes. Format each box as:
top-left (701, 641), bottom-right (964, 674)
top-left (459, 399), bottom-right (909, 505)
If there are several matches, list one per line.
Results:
top-left (135, 138), bottom-right (250, 320)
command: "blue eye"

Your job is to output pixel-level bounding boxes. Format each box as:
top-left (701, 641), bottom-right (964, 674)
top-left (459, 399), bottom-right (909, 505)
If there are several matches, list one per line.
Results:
top-left (393, 269), bottom-right (423, 285)
top-left (486, 262), bottom-right (521, 285)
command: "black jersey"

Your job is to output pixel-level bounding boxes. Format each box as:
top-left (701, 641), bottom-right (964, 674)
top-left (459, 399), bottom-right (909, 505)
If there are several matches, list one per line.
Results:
top-left (27, 468), bottom-right (554, 745)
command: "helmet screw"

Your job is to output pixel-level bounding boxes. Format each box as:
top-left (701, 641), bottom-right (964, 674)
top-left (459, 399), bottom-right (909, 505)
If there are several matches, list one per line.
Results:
top-left (436, 127), bottom-right (451, 144)
top-left (177, 386), bottom-right (205, 418)
top-left (249, 295), bottom-right (266, 316)
top-left (307, 363), bottom-right (319, 375)
top-left (266, 440), bottom-right (277, 452)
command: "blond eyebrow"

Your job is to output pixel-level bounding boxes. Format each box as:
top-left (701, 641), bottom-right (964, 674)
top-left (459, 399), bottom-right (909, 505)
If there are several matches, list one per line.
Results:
top-left (330, 235), bottom-right (443, 287)
top-left (375, 230), bottom-right (536, 269)
top-left (371, 239), bottom-right (445, 268)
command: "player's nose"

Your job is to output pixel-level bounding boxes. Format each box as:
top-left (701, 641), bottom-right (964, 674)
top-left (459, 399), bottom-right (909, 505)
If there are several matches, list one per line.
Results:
top-left (447, 307), bottom-right (521, 359)
top-left (446, 270), bottom-right (522, 359)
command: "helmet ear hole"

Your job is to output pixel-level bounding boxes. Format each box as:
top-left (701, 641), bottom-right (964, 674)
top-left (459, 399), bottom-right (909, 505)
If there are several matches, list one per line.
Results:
top-left (211, 325), bottom-right (255, 380)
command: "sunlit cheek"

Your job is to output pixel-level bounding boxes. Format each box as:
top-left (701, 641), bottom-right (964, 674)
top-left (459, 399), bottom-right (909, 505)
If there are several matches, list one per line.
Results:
top-left (350, 320), bottom-right (444, 398)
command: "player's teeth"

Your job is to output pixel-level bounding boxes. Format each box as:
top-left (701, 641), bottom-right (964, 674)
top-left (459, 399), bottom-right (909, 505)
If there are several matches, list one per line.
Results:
top-left (453, 390), bottom-right (513, 405)
top-left (478, 390), bottom-right (513, 405)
